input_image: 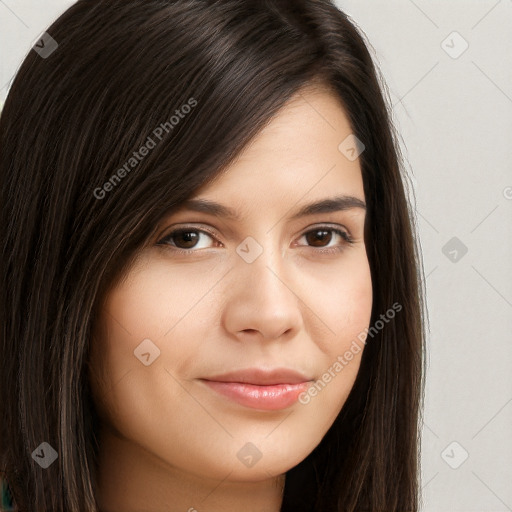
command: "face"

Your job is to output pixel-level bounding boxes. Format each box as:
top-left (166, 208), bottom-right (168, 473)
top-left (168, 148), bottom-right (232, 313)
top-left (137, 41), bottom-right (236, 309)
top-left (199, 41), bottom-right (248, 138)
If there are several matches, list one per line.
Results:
top-left (89, 86), bottom-right (373, 483)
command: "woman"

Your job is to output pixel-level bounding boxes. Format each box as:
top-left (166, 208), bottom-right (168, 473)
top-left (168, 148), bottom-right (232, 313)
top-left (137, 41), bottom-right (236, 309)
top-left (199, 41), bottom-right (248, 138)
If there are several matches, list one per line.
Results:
top-left (0, 0), bottom-right (426, 510)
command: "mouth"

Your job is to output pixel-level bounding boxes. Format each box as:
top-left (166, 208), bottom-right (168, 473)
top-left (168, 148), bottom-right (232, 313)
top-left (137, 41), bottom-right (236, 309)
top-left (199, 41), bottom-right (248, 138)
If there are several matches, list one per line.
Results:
top-left (199, 367), bottom-right (313, 411)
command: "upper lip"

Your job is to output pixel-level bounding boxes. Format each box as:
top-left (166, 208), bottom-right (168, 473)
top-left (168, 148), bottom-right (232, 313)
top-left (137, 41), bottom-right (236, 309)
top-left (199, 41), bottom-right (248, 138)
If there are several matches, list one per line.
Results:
top-left (201, 367), bottom-right (313, 385)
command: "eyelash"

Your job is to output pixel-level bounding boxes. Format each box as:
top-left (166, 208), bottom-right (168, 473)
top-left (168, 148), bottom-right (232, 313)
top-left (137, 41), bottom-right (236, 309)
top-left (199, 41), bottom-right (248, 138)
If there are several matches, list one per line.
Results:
top-left (156, 225), bottom-right (355, 256)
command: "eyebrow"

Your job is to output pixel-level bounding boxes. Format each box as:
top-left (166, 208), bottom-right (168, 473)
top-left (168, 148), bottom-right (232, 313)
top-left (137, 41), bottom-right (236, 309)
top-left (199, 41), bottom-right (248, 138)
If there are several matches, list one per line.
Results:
top-left (179, 195), bottom-right (366, 221)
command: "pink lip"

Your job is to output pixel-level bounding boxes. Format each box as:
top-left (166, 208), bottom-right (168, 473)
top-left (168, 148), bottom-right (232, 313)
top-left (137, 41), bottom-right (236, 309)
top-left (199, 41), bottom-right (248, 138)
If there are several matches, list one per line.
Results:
top-left (200, 368), bottom-right (313, 410)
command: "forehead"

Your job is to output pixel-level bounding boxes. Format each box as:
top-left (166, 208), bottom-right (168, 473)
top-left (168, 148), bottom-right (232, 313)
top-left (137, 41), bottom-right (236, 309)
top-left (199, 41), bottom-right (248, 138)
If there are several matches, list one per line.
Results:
top-left (240, 85), bottom-right (353, 155)
top-left (191, 86), bottom-right (364, 212)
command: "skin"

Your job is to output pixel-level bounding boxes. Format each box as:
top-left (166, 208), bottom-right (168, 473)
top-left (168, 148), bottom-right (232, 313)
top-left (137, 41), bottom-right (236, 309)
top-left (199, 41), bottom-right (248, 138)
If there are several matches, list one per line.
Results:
top-left (89, 85), bottom-right (373, 512)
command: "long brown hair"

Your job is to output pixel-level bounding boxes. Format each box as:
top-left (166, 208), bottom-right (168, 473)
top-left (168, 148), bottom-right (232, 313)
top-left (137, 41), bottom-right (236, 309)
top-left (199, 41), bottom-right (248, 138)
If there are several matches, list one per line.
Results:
top-left (0, 1), bottom-right (426, 510)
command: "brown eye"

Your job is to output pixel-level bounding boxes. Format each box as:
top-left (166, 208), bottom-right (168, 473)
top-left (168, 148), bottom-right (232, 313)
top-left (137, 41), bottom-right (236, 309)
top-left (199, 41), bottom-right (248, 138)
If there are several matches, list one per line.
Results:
top-left (170, 230), bottom-right (200, 249)
top-left (297, 226), bottom-right (354, 255)
top-left (157, 228), bottom-right (217, 252)
top-left (305, 229), bottom-right (334, 247)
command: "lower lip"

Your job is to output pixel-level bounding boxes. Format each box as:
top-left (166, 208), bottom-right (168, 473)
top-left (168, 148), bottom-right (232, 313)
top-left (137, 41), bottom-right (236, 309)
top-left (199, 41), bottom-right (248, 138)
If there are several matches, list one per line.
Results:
top-left (201, 380), bottom-right (311, 410)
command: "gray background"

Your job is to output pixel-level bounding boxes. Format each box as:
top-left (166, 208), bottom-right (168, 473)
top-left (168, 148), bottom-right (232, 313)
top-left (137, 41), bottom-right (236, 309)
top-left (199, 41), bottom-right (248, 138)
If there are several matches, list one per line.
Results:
top-left (1, 1), bottom-right (511, 510)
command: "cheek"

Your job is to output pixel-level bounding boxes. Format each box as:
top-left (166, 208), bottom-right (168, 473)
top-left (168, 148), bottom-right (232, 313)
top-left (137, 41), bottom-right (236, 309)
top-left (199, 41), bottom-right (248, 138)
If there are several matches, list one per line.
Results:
top-left (98, 260), bottom-right (222, 367)
top-left (104, 258), bottom-right (221, 341)
top-left (307, 251), bottom-right (373, 352)
top-left (300, 254), bottom-right (372, 410)
top-left (87, 260), bottom-right (218, 413)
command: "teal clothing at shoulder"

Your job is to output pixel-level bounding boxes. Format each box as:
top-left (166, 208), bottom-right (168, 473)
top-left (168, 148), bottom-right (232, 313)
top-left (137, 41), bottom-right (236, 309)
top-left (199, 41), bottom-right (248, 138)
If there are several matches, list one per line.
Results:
top-left (0, 477), bottom-right (15, 511)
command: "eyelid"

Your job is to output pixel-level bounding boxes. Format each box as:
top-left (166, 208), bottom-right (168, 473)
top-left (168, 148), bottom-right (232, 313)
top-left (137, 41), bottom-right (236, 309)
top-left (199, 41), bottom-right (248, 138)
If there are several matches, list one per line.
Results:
top-left (157, 223), bottom-right (220, 242)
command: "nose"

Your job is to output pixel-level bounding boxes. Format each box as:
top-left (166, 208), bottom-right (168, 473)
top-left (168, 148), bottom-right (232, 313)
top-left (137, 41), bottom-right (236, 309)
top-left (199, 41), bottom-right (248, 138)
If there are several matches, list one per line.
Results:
top-left (222, 244), bottom-right (304, 342)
